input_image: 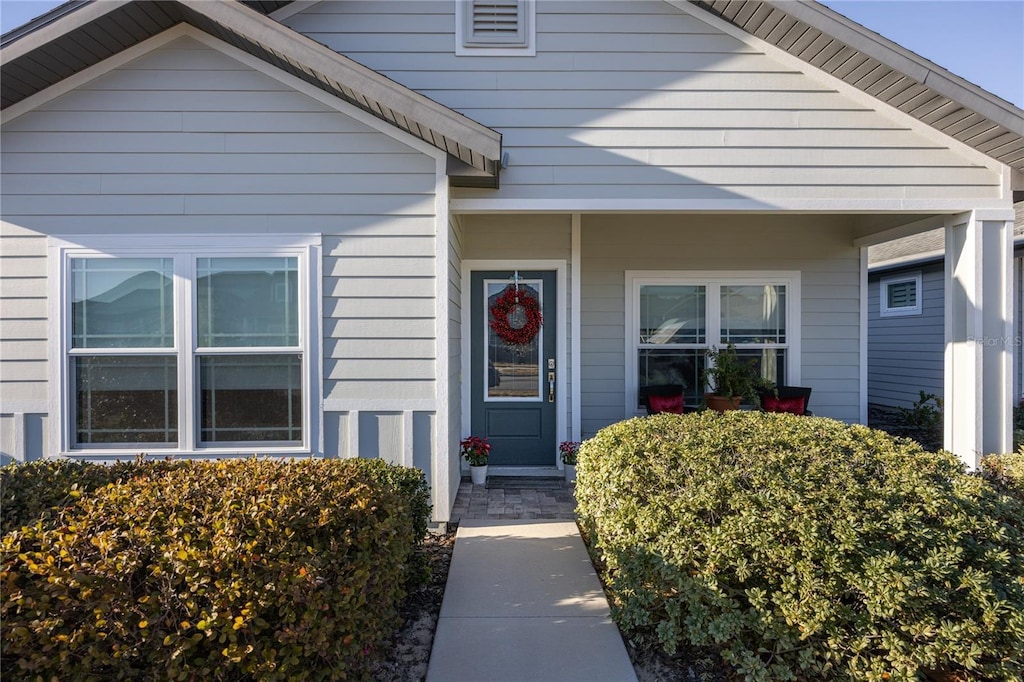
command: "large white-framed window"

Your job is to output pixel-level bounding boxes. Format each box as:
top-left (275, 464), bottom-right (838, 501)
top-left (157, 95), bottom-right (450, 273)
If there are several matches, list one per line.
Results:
top-left (455, 0), bottom-right (536, 56)
top-left (879, 272), bottom-right (922, 317)
top-left (626, 271), bottom-right (801, 414)
top-left (49, 235), bottom-right (321, 456)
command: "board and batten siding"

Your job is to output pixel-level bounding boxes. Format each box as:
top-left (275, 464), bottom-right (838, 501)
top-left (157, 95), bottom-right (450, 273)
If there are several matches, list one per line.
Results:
top-left (283, 0), bottom-right (1000, 204)
top-left (0, 35), bottom-right (440, 468)
top-left (866, 263), bottom-right (945, 409)
top-left (579, 214), bottom-right (861, 436)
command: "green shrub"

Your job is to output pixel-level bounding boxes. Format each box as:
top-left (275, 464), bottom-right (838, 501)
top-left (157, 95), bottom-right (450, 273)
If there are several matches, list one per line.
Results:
top-left (576, 411), bottom-right (1024, 681)
top-left (0, 458), bottom-right (181, 535)
top-left (981, 447), bottom-right (1024, 500)
top-left (2, 458), bottom-right (429, 681)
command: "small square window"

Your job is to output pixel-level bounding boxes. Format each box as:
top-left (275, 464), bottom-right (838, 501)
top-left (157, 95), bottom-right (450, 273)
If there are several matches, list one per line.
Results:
top-left (880, 273), bottom-right (922, 317)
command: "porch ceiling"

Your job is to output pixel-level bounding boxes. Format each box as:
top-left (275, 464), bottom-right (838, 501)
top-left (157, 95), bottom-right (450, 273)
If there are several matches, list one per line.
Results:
top-left (0, 0), bottom-right (503, 187)
top-left (691, 0), bottom-right (1024, 185)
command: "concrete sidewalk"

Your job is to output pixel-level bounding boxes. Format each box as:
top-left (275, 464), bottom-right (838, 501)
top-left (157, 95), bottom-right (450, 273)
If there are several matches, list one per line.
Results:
top-left (426, 519), bottom-right (637, 682)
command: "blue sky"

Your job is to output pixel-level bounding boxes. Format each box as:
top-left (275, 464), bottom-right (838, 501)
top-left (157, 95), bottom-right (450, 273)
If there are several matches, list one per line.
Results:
top-left (1, 0), bottom-right (1022, 108)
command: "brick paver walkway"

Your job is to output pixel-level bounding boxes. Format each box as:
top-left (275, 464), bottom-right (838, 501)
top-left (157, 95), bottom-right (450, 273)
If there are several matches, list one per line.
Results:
top-left (449, 476), bottom-right (576, 521)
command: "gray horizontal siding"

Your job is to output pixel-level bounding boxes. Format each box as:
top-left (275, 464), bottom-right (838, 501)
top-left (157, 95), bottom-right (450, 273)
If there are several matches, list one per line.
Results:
top-left (285, 0), bottom-right (1000, 204)
top-left (0, 36), bottom-right (440, 460)
top-left (578, 214), bottom-right (862, 437)
top-left (867, 263), bottom-right (945, 408)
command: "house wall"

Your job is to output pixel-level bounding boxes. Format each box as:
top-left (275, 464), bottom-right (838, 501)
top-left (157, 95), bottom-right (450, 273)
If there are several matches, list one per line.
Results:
top-left (284, 0), bottom-right (1001, 205)
top-left (866, 262), bottom-right (946, 409)
top-left (574, 214), bottom-right (861, 435)
top-left (0, 36), bottom-right (442, 476)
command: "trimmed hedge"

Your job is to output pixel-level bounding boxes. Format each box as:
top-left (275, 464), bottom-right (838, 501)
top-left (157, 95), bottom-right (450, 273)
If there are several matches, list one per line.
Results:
top-left (576, 411), bottom-right (1024, 681)
top-left (2, 458), bottom-right (430, 680)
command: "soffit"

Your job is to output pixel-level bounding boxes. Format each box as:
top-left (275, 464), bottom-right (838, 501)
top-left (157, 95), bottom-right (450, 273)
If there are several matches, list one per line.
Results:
top-left (692, 0), bottom-right (1024, 181)
top-left (0, 0), bottom-right (501, 187)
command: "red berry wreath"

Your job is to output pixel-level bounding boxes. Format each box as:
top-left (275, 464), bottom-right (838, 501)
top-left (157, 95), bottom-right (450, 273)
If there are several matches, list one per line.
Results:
top-left (489, 285), bottom-right (543, 346)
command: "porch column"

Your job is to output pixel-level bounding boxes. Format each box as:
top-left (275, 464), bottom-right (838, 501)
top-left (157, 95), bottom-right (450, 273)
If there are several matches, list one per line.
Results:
top-left (943, 210), bottom-right (1014, 466)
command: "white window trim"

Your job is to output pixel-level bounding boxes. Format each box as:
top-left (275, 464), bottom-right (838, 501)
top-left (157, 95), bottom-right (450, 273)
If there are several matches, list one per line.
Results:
top-left (455, 0), bottom-right (536, 57)
top-left (624, 270), bottom-right (801, 417)
top-left (879, 272), bottom-right (923, 317)
top-left (47, 234), bottom-right (322, 458)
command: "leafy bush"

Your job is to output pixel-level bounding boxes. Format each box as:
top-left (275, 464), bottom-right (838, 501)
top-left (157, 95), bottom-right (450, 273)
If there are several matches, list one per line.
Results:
top-left (981, 448), bottom-right (1024, 500)
top-left (894, 391), bottom-right (943, 451)
top-left (576, 411), bottom-right (1024, 681)
top-left (0, 458), bottom-right (181, 535)
top-left (2, 458), bottom-right (429, 680)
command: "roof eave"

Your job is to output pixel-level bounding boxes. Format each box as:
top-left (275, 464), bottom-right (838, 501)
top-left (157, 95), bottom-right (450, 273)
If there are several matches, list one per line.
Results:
top-left (0, 0), bottom-right (502, 183)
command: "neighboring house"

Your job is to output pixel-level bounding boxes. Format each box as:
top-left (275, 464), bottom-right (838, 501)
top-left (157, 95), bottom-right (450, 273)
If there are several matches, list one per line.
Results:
top-left (867, 203), bottom-right (1024, 410)
top-left (1, 0), bottom-right (1020, 522)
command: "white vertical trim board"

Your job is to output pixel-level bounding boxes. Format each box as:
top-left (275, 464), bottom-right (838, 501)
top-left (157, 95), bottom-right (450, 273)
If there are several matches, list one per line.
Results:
top-left (571, 213), bottom-right (582, 442)
top-left (433, 161), bottom-right (453, 518)
top-left (859, 247), bottom-right (869, 425)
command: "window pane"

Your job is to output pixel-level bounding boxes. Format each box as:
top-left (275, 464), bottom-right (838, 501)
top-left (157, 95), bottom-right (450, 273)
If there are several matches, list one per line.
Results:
top-left (721, 285), bottom-right (786, 344)
top-left (638, 348), bottom-right (705, 409)
top-left (73, 356), bottom-right (177, 445)
top-left (734, 348), bottom-right (787, 388)
top-left (639, 285), bottom-right (705, 344)
top-left (72, 258), bottom-right (174, 348)
top-left (487, 281), bottom-right (541, 398)
top-left (200, 354), bottom-right (302, 443)
top-left (197, 257), bottom-right (298, 347)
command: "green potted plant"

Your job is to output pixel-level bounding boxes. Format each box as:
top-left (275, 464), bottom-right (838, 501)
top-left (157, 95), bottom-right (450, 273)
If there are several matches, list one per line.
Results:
top-left (701, 344), bottom-right (773, 412)
top-left (559, 440), bottom-right (580, 483)
top-left (460, 435), bottom-right (491, 485)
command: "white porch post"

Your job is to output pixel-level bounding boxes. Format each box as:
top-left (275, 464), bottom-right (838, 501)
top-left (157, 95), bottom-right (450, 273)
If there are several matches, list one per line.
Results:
top-left (943, 210), bottom-right (1014, 466)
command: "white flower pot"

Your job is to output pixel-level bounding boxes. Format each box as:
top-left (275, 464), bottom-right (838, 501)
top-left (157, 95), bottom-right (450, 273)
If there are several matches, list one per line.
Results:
top-left (470, 464), bottom-right (488, 485)
top-left (564, 463), bottom-right (576, 483)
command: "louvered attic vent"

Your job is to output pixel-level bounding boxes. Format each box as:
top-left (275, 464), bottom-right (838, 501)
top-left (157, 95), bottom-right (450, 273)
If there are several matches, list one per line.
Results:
top-left (457, 0), bottom-right (535, 55)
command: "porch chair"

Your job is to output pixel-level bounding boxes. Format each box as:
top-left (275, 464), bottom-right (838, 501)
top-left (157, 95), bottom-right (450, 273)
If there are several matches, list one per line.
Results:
top-left (759, 386), bottom-right (813, 416)
top-left (641, 384), bottom-right (686, 415)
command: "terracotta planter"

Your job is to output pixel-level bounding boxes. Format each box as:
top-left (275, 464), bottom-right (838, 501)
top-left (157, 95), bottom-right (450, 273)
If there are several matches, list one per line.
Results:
top-left (704, 393), bottom-right (742, 412)
top-left (470, 464), bottom-right (488, 485)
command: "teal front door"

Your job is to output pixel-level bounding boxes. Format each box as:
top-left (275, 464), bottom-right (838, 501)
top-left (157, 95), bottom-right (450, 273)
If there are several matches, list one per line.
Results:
top-left (471, 270), bottom-right (557, 466)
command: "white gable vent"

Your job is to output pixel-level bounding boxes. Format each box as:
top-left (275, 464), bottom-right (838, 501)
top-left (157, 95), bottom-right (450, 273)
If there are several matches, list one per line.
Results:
top-left (456, 0), bottom-right (536, 56)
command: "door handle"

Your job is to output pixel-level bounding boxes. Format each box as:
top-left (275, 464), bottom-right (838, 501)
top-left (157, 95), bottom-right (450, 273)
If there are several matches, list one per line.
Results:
top-left (548, 371), bottom-right (555, 402)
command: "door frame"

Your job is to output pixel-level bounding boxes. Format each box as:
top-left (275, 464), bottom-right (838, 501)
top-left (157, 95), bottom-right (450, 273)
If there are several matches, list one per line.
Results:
top-left (461, 259), bottom-right (568, 472)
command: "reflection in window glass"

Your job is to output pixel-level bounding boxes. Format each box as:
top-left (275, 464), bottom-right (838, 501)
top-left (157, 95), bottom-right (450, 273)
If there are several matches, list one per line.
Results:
top-left (72, 259), bottom-right (173, 348)
top-left (199, 354), bottom-right (302, 443)
top-left (734, 347), bottom-right (787, 387)
top-left (197, 257), bottom-right (298, 348)
top-left (721, 285), bottom-right (786, 344)
top-left (639, 285), bottom-right (705, 344)
top-left (486, 282), bottom-right (541, 399)
top-left (74, 356), bottom-right (177, 444)
top-left (638, 348), bottom-right (705, 408)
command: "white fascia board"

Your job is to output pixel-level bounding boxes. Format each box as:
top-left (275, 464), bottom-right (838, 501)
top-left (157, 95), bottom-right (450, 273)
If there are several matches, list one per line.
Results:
top-left (669, 0), bottom-right (1009, 178)
top-left (451, 198), bottom-right (1016, 214)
